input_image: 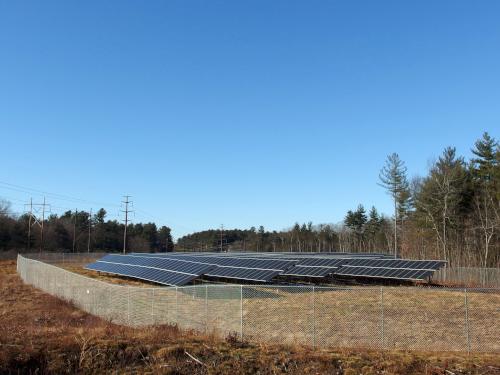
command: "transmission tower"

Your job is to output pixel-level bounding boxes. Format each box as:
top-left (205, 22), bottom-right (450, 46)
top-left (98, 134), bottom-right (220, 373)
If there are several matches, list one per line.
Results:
top-left (219, 224), bottom-right (227, 252)
top-left (25, 197), bottom-right (50, 254)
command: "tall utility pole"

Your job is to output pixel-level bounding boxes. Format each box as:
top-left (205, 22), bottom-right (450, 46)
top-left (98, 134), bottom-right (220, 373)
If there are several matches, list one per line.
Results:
top-left (27, 198), bottom-right (32, 251)
top-left (40, 197), bottom-right (46, 254)
top-left (121, 196), bottom-right (133, 254)
top-left (87, 208), bottom-right (92, 253)
top-left (72, 209), bottom-right (78, 253)
top-left (219, 224), bottom-right (224, 252)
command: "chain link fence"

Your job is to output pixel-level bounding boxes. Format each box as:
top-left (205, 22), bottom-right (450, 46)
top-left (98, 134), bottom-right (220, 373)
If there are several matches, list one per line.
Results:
top-left (434, 267), bottom-right (500, 288)
top-left (16, 254), bottom-right (500, 353)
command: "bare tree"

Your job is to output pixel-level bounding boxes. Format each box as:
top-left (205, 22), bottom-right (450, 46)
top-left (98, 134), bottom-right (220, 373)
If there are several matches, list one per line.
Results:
top-left (413, 148), bottom-right (467, 265)
top-left (474, 186), bottom-right (499, 267)
top-left (0, 199), bottom-right (11, 217)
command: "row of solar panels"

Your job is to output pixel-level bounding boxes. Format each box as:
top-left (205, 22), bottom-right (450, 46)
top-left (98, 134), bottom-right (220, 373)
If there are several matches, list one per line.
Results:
top-left (85, 252), bottom-right (446, 286)
top-left (160, 251), bottom-right (395, 259)
top-left (132, 252), bottom-right (445, 271)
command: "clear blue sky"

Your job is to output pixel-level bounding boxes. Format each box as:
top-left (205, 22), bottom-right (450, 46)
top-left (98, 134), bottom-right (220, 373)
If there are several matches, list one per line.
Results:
top-left (1, 1), bottom-right (499, 238)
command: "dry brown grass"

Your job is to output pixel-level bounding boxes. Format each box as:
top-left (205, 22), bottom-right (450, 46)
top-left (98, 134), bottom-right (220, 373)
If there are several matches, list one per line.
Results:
top-left (239, 286), bottom-right (500, 351)
top-left (59, 262), bottom-right (155, 287)
top-left (63, 262), bottom-right (498, 352)
top-left (1, 260), bottom-right (499, 374)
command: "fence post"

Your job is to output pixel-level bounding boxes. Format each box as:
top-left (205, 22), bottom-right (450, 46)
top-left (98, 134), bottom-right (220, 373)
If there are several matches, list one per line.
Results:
top-left (151, 288), bottom-right (155, 325)
top-left (464, 288), bottom-right (471, 353)
top-left (64, 269), bottom-right (68, 299)
top-left (380, 286), bottom-right (385, 349)
top-left (205, 285), bottom-right (208, 333)
top-left (92, 284), bottom-right (97, 315)
top-left (312, 286), bottom-right (316, 348)
top-left (127, 287), bottom-right (131, 325)
top-left (240, 285), bottom-right (243, 340)
top-left (175, 286), bottom-right (179, 327)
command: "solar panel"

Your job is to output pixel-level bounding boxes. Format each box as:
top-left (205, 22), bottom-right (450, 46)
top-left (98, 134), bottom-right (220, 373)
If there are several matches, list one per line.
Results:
top-left (204, 267), bottom-right (281, 282)
top-left (281, 265), bottom-right (335, 277)
top-left (344, 259), bottom-right (446, 270)
top-left (99, 254), bottom-right (215, 275)
top-left (85, 254), bottom-right (216, 286)
top-left (201, 257), bottom-right (294, 270)
top-left (89, 253), bottom-right (295, 284)
top-left (334, 266), bottom-right (435, 281)
top-left (294, 258), bottom-right (347, 268)
top-left (131, 252), bottom-right (392, 260)
top-left (128, 253), bottom-right (296, 272)
top-left (85, 262), bottom-right (199, 286)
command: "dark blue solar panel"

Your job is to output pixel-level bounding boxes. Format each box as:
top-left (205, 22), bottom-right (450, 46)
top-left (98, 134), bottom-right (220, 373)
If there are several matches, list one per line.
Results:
top-left (99, 254), bottom-right (214, 275)
top-left (85, 262), bottom-right (198, 286)
top-left (281, 265), bottom-right (334, 277)
top-left (204, 267), bottom-right (281, 282)
top-left (344, 259), bottom-right (446, 270)
top-left (295, 258), bottom-right (347, 268)
top-left (129, 253), bottom-right (296, 271)
top-left (334, 266), bottom-right (434, 280)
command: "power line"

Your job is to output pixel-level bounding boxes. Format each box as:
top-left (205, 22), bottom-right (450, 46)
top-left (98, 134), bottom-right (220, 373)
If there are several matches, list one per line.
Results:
top-left (1, 195), bottom-right (30, 204)
top-left (0, 181), bottom-right (121, 208)
top-left (1, 194), bottom-right (86, 213)
top-left (1, 191), bottom-right (120, 220)
top-left (0, 182), bottom-right (183, 229)
top-left (134, 207), bottom-right (195, 233)
top-left (1, 182), bottom-right (186, 238)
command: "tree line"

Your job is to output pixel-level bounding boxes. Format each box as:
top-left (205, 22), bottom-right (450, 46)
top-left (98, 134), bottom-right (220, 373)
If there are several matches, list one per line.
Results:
top-left (1, 132), bottom-right (498, 267)
top-left (177, 132), bottom-right (499, 268)
top-left (0, 207), bottom-right (174, 253)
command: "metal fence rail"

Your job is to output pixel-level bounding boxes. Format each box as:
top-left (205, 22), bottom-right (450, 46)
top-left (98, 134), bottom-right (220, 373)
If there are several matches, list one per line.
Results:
top-left (16, 254), bottom-right (500, 353)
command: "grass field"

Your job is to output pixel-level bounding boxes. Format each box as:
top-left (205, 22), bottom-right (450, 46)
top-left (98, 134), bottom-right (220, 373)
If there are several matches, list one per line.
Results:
top-left (3, 260), bottom-right (500, 374)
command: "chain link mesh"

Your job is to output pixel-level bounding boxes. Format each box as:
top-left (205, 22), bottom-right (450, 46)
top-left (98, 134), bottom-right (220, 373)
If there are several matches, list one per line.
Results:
top-left (433, 267), bottom-right (500, 287)
top-left (16, 254), bottom-right (499, 353)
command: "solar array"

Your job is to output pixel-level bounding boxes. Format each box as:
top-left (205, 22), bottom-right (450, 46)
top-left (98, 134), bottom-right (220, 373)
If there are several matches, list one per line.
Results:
top-left (204, 267), bottom-right (282, 282)
top-left (86, 254), bottom-right (214, 286)
top-left (86, 261), bottom-right (204, 286)
top-left (132, 253), bottom-right (295, 282)
top-left (341, 258), bottom-right (446, 270)
top-left (85, 252), bottom-right (447, 286)
top-left (282, 265), bottom-right (335, 278)
top-left (282, 258), bottom-right (446, 279)
top-left (335, 266), bottom-right (435, 281)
